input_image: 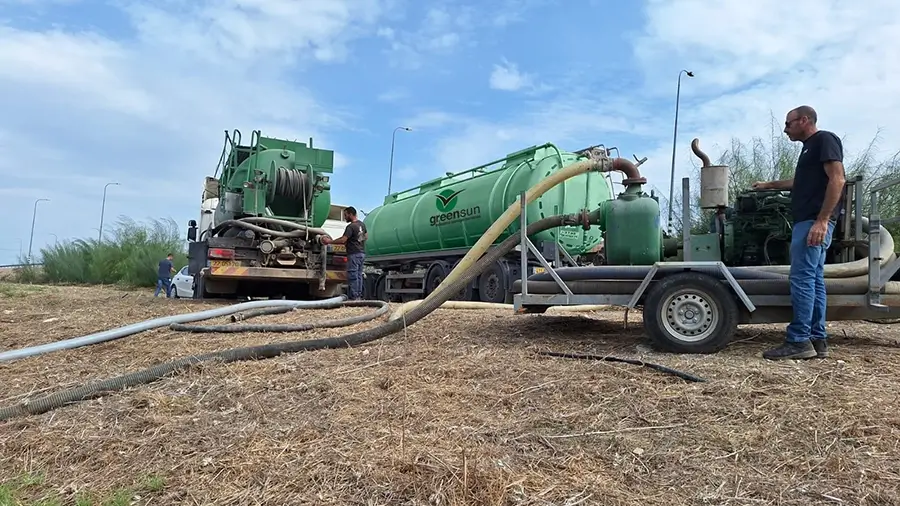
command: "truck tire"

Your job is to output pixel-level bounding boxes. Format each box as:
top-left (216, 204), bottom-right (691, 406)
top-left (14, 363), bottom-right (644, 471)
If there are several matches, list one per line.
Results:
top-left (642, 271), bottom-right (739, 354)
top-left (478, 260), bottom-right (509, 303)
top-left (424, 261), bottom-right (450, 296)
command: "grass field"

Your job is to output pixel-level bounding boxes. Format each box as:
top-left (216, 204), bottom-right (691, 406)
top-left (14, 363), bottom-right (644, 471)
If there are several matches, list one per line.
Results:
top-left (1, 282), bottom-right (899, 505)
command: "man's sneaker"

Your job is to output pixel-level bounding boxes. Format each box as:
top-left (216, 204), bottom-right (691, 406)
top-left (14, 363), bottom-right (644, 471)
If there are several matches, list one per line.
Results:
top-left (762, 340), bottom-right (818, 360)
top-left (811, 339), bottom-right (828, 358)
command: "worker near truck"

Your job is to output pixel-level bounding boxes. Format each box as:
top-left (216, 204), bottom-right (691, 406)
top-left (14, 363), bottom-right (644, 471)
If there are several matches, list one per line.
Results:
top-left (752, 105), bottom-right (846, 361)
top-left (320, 206), bottom-right (367, 300)
top-left (154, 253), bottom-right (176, 298)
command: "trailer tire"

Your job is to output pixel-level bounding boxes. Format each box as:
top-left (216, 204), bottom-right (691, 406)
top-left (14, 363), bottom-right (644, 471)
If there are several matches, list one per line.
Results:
top-left (643, 272), bottom-right (738, 354)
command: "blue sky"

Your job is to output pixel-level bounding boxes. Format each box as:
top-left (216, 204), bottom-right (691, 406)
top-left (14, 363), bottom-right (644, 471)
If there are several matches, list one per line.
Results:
top-left (1, 0), bottom-right (899, 264)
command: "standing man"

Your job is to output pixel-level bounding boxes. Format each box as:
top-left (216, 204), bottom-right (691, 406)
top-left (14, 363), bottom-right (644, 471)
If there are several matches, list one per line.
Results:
top-left (752, 105), bottom-right (846, 360)
top-left (155, 252), bottom-right (176, 298)
top-left (321, 206), bottom-right (367, 300)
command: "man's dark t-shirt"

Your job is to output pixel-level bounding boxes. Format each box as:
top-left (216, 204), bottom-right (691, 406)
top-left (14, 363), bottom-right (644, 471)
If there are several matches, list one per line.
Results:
top-left (343, 220), bottom-right (368, 255)
top-left (791, 130), bottom-right (845, 224)
top-left (158, 258), bottom-right (173, 278)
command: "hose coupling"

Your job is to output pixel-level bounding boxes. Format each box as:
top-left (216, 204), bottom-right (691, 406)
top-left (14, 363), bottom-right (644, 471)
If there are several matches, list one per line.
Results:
top-left (578, 209), bottom-right (592, 230)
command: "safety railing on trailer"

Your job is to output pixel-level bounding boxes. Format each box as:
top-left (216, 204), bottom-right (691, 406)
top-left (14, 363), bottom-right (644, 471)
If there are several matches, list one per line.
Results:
top-left (865, 174), bottom-right (900, 309)
top-left (517, 190), bottom-right (576, 302)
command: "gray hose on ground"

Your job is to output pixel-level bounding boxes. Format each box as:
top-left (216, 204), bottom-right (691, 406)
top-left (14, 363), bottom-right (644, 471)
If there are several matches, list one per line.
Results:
top-left (0, 296), bottom-right (346, 364)
top-left (169, 300), bottom-right (390, 333)
top-left (0, 214), bottom-right (583, 421)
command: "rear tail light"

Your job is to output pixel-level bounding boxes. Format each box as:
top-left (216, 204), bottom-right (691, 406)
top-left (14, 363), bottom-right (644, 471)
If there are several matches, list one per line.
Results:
top-left (209, 248), bottom-right (235, 259)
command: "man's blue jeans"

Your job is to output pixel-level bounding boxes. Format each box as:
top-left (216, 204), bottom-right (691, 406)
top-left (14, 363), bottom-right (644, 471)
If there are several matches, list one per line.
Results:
top-left (155, 276), bottom-right (172, 298)
top-left (347, 253), bottom-right (365, 300)
top-left (786, 219), bottom-right (835, 343)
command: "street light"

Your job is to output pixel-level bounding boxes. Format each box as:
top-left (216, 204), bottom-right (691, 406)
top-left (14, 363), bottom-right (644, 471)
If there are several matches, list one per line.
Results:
top-left (387, 126), bottom-right (412, 196)
top-left (28, 198), bottom-right (50, 261)
top-left (667, 69), bottom-right (694, 233)
top-left (99, 182), bottom-right (120, 241)
top-left (48, 233), bottom-right (58, 244)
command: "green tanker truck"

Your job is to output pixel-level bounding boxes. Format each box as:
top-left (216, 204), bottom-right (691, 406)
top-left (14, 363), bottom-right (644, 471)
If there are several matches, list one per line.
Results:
top-left (362, 142), bottom-right (646, 303)
top-left (185, 129), bottom-right (349, 300)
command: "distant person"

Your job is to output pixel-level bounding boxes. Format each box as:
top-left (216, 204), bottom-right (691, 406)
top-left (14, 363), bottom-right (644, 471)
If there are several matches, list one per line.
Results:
top-left (155, 253), bottom-right (176, 298)
top-left (321, 207), bottom-right (367, 300)
top-left (752, 105), bottom-right (846, 360)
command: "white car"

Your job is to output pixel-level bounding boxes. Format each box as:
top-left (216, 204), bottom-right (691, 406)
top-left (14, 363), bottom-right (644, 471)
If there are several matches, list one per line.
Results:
top-left (170, 265), bottom-right (194, 298)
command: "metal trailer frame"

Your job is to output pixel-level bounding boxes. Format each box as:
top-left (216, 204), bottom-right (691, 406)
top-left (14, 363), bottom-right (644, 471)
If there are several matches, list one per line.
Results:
top-left (512, 176), bottom-right (900, 352)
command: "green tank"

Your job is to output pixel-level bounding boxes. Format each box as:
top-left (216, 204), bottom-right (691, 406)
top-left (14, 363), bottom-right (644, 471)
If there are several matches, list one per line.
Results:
top-left (602, 187), bottom-right (663, 265)
top-left (216, 130), bottom-right (333, 228)
top-left (363, 143), bottom-right (616, 260)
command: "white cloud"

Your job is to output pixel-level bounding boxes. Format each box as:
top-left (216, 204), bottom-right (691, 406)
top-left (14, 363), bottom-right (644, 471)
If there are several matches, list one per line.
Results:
top-left (0, 0), bottom-right (392, 261)
top-left (409, 0), bottom-right (900, 211)
top-left (628, 0), bottom-right (900, 191)
top-left (488, 59), bottom-right (532, 92)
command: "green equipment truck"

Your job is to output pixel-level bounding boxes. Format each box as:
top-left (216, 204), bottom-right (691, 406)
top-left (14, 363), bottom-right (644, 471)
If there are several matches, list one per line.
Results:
top-left (362, 142), bottom-right (631, 303)
top-left (185, 129), bottom-right (349, 300)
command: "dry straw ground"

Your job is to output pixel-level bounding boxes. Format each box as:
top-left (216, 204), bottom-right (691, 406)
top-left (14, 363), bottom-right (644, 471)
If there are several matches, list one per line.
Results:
top-left (1, 282), bottom-right (900, 505)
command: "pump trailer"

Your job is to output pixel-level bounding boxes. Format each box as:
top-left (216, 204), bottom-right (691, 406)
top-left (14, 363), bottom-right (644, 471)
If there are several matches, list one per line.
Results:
top-left (511, 138), bottom-right (900, 354)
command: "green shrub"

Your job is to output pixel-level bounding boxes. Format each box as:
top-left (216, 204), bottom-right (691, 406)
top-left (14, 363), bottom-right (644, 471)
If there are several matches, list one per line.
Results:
top-left (37, 216), bottom-right (187, 288)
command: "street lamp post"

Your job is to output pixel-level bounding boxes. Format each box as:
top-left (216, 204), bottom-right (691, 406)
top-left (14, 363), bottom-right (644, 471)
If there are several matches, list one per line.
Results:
top-left (387, 126), bottom-right (412, 196)
top-left (48, 233), bottom-right (58, 244)
top-left (28, 198), bottom-right (50, 261)
top-left (99, 182), bottom-right (120, 241)
top-left (667, 69), bottom-right (695, 233)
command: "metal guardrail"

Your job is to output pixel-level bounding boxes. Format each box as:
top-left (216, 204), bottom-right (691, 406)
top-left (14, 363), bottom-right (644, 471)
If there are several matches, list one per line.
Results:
top-left (0, 263), bottom-right (43, 269)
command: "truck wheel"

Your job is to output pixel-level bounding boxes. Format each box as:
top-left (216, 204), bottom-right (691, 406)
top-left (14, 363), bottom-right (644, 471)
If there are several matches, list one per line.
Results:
top-left (642, 271), bottom-right (738, 354)
top-left (424, 261), bottom-right (450, 295)
top-left (478, 261), bottom-right (508, 303)
top-left (448, 259), bottom-right (474, 301)
top-left (374, 274), bottom-right (387, 301)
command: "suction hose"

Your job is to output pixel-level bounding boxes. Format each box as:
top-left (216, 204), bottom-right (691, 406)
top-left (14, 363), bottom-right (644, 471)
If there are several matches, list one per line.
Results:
top-left (212, 217), bottom-right (328, 239)
top-left (0, 296), bottom-right (346, 363)
top-left (0, 156), bottom-right (628, 421)
top-left (387, 300), bottom-right (612, 321)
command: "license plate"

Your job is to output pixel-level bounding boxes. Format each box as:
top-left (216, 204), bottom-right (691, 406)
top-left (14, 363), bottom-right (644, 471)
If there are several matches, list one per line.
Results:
top-left (331, 244), bottom-right (346, 253)
top-left (210, 260), bottom-right (241, 268)
top-left (533, 267), bottom-right (545, 274)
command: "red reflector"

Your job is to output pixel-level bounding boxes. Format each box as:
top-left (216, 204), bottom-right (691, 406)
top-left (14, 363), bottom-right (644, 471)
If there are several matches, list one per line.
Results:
top-left (209, 248), bottom-right (235, 259)
top-left (332, 256), bottom-right (347, 263)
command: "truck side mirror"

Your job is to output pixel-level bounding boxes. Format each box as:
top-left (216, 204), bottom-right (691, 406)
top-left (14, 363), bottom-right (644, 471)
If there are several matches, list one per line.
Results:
top-left (187, 220), bottom-right (197, 241)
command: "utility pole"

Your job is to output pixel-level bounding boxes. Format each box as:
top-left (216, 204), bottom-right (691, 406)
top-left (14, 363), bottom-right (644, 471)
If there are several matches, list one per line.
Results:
top-left (667, 69), bottom-right (694, 233)
top-left (28, 198), bottom-right (50, 262)
top-left (99, 182), bottom-right (120, 241)
top-left (387, 126), bottom-right (412, 196)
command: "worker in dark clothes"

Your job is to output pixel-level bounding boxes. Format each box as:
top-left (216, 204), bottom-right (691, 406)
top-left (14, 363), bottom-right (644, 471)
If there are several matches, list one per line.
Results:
top-left (320, 207), bottom-right (368, 300)
top-left (155, 253), bottom-right (176, 298)
top-left (752, 105), bottom-right (846, 360)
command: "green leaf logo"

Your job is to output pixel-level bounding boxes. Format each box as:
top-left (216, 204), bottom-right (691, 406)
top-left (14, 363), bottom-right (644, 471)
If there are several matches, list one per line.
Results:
top-left (435, 188), bottom-right (464, 212)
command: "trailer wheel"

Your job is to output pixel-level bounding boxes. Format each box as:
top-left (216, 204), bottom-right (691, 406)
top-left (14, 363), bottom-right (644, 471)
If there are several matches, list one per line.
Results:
top-left (643, 272), bottom-right (738, 354)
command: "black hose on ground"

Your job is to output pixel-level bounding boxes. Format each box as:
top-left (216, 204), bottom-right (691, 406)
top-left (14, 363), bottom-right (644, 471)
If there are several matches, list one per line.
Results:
top-left (0, 214), bottom-right (585, 422)
top-left (170, 300), bottom-right (391, 333)
top-left (536, 351), bottom-right (706, 382)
